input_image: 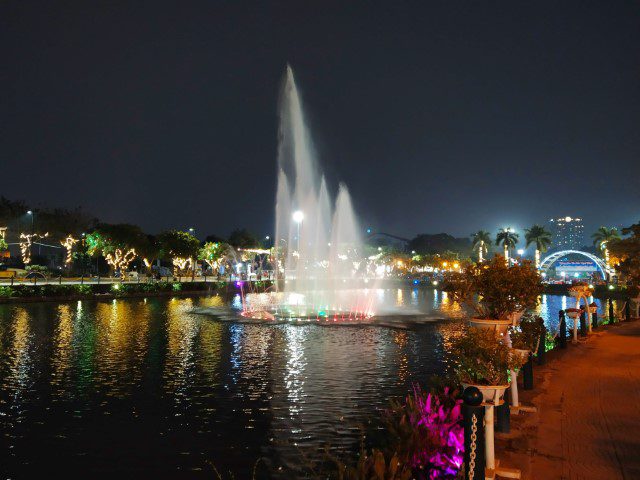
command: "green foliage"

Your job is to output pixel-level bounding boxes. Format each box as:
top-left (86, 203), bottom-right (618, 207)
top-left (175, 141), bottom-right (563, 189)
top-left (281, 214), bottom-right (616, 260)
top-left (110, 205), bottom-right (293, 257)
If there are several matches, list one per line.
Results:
top-left (470, 230), bottom-right (491, 259)
top-left (158, 230), bottom-right (200, 259)
top-left (608, 222), bottom-right (640, 285)
top-left (25, 264), bottom-right (49, 274)
top-left (495, 228), bottom-right (519, 250)
top-left (0, 237), bottom-right (8, 251)
top-left (86, 223), bottom-right (147, 256)
top-left (592, 226), bottom-right (620, 251)
top-left (509, 315), bottom-right (545, 351)
top-left (75, 285), bottom-right (92, 295)
top-left (444, 255), bottom-right (543, 319)
top-left (172, 282), bottom-right (182, 292)
top-left (227, 229), bottom-right (261, 249)
top-left (450, 327), bottom-right (526, 385)
top-left (199, 242), bottom-right (227, 267)
top-left (0, 286), bottom-right (15, 297)
top-left (525, 225), bottom-right (552, 253)
top-left (407, 233), bottom-right (472, 256)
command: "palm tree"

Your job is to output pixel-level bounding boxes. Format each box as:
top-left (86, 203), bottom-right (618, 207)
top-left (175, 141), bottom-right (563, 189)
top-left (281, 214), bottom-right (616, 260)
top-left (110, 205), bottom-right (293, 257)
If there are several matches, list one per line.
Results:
top-left (471, 230), bottom-right (491, 263)
top-left (592, 227), bottom-right (620, 273)
top-left (496, 228), bottom-right (519, 265)
top-left (525, 225), bottom-right (552, 268)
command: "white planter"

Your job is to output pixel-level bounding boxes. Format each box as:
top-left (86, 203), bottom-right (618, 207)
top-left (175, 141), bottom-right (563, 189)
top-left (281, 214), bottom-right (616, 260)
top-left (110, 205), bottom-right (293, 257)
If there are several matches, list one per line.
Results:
top-left (461, 383), bottom-right (509, 405)
top-left (469, 317), bottom-right (511, 334)
top-left (565, 309), bottom-right (581, 319)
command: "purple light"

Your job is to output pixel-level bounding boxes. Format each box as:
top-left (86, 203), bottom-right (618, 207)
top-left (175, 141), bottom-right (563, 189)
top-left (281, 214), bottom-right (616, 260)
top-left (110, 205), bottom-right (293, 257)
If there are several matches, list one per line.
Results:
top-left (235, 281), bottom-right (242, 287)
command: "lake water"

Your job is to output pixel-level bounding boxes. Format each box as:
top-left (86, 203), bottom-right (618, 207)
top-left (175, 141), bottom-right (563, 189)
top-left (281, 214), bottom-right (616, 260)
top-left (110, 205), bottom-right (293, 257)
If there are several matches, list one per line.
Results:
top-left (0, 289), bottom-right (612, 478)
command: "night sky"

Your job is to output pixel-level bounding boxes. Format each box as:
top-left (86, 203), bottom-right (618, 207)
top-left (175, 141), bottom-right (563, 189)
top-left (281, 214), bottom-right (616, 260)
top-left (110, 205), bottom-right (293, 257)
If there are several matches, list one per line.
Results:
top-left (2, 1), bottom-right (638, 239)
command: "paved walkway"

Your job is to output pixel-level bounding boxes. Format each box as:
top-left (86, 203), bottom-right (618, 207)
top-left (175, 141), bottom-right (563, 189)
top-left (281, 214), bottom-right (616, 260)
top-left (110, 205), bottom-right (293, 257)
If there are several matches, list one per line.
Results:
top-left (525, 322), bottom-right (640, 479)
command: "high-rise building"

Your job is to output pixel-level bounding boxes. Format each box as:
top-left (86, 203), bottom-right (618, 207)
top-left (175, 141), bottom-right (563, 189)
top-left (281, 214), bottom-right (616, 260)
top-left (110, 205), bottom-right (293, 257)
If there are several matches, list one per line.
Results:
top-left (548, 216), bottom-right (585, 250)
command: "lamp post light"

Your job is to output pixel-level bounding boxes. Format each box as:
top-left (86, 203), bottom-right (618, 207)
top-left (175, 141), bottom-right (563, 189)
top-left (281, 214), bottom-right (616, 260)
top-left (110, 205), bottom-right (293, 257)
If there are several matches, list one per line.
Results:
top-left (27, 210), bottom-right (34, 233)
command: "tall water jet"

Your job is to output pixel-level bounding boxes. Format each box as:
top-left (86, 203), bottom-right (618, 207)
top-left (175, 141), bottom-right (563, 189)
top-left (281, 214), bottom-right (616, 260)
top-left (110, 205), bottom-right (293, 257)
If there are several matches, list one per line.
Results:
top-left (251, 65), bottom-right (373, 319)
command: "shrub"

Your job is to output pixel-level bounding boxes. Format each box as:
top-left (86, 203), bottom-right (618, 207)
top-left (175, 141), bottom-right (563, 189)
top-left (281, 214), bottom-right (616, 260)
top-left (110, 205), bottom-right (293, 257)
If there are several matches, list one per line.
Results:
top-left (450, 328), bottom-right (525, 386)
top-left (172, 282), bottom-right (182, 292)
top-left (0, 286), bottom-right (15, 297)
top-left (384, 385), bottom-right (463, 479)
top-left (75, 285), bottom-right (93, 295)
top-left (509, 315), bottom-right (545, 351)
top-left (444, 255), bottom-right (543, 319)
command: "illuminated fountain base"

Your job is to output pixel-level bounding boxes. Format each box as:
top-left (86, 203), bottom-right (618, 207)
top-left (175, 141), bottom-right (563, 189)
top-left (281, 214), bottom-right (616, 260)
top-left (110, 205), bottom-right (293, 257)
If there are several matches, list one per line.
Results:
top-left (240, 306), bottom-right (373, 322)
top-left (239, 291), bottom-right (375, 322)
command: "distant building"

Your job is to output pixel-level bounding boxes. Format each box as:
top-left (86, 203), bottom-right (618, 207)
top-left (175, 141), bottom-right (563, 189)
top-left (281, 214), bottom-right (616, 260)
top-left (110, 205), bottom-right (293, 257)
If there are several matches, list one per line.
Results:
top-left (548, 216), bottom-right (585, 250)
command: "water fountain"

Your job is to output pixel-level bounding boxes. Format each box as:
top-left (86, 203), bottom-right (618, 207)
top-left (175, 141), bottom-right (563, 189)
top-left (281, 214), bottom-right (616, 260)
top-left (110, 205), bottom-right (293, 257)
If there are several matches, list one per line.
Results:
top-left (241, 66), bottom-right (377, 321)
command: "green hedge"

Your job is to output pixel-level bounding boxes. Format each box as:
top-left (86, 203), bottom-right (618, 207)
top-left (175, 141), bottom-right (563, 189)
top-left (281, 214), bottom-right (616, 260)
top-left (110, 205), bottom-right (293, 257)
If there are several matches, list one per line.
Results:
top-left (0, 280), bottom-right (273, 300)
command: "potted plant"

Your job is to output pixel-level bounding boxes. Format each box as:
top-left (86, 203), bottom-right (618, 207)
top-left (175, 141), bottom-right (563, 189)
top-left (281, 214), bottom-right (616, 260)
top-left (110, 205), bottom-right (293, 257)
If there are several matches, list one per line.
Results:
top-left (445, 255), bottom-right (543, 333)
top-left (588, 302), bottom-right (598, 314)
top-left (509, 315), bottom-right (545, 356)
top-left (450, 327), bottom-right (526, 404)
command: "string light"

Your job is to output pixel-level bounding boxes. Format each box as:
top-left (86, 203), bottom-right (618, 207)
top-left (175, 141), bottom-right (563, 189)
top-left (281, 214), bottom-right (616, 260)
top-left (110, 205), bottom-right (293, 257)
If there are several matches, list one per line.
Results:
top-left (19, 232), bottom-right (48, 264)
top-left (172, 256), bottom-right (192, 273)
top-left (104, 248), bottom-right (137, 274)
top-left (60, 235), bottom-right (79, 265)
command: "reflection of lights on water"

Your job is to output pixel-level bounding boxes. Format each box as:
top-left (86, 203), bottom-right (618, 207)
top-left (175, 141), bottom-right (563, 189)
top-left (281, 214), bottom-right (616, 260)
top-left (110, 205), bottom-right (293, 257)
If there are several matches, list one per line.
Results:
top-left (396, 289), bottom-right (403, 306)
top-left (561, 296), bottom-right (567, 310)
top-left (285, 326), bottom-right (306, 416)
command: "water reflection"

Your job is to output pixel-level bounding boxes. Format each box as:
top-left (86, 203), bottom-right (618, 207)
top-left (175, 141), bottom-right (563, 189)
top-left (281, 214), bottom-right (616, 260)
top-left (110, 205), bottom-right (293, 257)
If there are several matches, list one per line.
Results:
top-left (0, 290), bottom-right (616, 478)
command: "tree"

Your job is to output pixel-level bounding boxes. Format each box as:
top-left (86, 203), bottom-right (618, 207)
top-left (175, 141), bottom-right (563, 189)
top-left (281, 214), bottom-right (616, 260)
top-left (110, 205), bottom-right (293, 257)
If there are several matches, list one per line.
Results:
top-left (470, 230), bottom-right (491, 263)
top-left (85, 223), bottom-right (147, 275)
top-left (158, 230), bottom-right (200, 274)
top-left (608, 222), bottom-right (640, 285)
top-left (525, 225), bottom-right (552, 268)
top-left (592, 226), bottom-right (620, 274)
top-left (136, 234), bottom-right (160, 272)
top-left (227, 229), bottom-right (261, 249)
top-left (407, 233), bottom-right (472, 256)
top-left (199, 241), bottom-right (231, 273)
top-left (495, 228), bottom-right (519, 265)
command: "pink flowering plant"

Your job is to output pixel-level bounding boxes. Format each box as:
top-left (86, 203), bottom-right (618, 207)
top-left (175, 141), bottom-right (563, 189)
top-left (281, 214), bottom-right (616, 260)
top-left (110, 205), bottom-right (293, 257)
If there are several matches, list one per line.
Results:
top-left (384, 384), bottom-right (464, 479)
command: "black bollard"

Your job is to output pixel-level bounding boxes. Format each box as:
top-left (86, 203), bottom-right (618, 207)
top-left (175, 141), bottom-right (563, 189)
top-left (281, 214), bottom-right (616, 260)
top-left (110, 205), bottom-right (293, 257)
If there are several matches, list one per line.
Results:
top-left (462, 387), bottom-right (485, 479)
top-left (579, 309), bottom-right (587, 336)
top-left (523, 353), bottom-right (534, 390)
top-left (625, 300), bottom-right (631, 321)
top-left (537, 324), bottom-right (547, 365)
top-left (496, 388), bottom-right (510, 433)
top-left (559, 310), bottom-right (567, 349)
top-left (592, 308), bottom-right (598, 329)
top-left (609, 298), bottom-right (615, 324)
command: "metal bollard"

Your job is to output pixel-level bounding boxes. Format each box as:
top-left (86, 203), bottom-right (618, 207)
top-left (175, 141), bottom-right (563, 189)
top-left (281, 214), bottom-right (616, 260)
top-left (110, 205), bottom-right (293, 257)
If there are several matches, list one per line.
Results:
top-left (496, 390), bottom-right (510, 433)
top-left (537, 324), bottom-right (547, 365)
top-left (559, 310), bottom-right (567, 349)
top-left (463, 387), bottom-right (485, 479)
top-left (579, 309), bottom-right (587, 336)
top-left (625, 301), bottom-right (631, 321)
top-left (609, 298), bottom-right (615, 324)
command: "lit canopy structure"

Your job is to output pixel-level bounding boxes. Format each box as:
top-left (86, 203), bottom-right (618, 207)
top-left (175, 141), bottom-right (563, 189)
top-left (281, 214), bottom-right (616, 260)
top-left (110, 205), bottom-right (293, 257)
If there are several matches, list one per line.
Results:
top-left (538, 249), bottom-right (607, 278)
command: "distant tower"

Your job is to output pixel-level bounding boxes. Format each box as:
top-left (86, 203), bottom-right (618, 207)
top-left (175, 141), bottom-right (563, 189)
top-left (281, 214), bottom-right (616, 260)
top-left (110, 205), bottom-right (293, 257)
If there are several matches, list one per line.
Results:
top-left (548, 216), bottom-right (584, 250)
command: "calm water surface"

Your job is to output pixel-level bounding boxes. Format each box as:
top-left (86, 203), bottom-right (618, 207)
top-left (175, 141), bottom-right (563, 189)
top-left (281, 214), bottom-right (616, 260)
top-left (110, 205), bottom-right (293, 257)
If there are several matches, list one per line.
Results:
top-left (0, 289), bottom-right (612, 478)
